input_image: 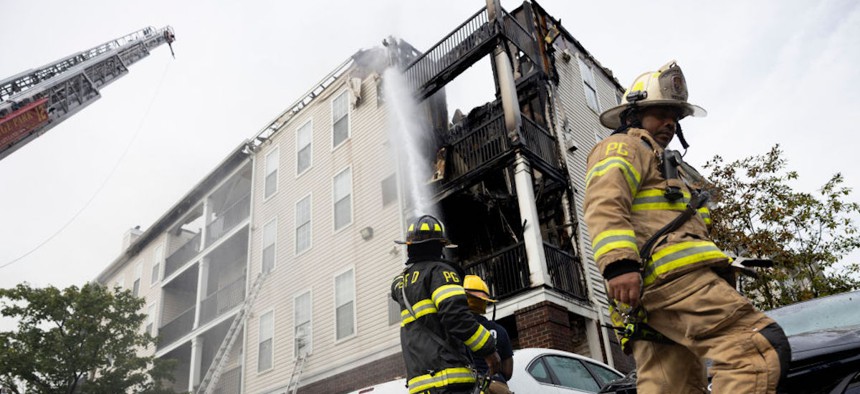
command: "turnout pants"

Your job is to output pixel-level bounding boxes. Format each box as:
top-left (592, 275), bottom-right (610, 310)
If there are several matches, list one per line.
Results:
top-left (631, 268), bottom-right (789, 394)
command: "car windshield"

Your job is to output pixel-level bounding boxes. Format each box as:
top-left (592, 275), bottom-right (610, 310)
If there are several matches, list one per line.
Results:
top-left (766, 291), bottom-right (860, 336)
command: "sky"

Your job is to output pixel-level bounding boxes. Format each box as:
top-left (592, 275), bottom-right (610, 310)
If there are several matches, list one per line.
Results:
top-left (1, 0), bottom-right (859, 331)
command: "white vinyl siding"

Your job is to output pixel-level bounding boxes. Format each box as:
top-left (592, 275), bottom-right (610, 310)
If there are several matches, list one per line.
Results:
top-left (334, 268), bottom-right (356, 340)
top-left (258, 310), bottom-right (274, 372)
top-left (262, 218), bottom-right (277, 273)
top-left (264, 148), bottom-right (279, 199)
top-left (146, 303), bottom-right (156, 336)
top-left (578, 57), bottom-right (600, 112)
top-left (332, 91), bottom-right (350, 148)
top-left (294, 291), bottom-right (312, 357)
top-left (333, 167), bottom-right (352, 231)
top-left (296, 120), bottom-right (312, 176)
top-left (296, 195), bottom-right (311, 254)
top-left (151, 244), bottom-right (164, 286)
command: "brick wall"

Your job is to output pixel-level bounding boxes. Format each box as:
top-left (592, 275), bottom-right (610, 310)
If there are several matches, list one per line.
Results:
top-left (514, 301), bottom-right (577, 353)
top-left (297, 353), bottom-right (405, 394)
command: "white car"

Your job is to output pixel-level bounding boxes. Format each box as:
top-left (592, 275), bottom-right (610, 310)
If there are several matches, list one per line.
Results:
top-left (507, 348), bottom-right (624, 394)
top-left (347, 348), bottom-right (623, 394)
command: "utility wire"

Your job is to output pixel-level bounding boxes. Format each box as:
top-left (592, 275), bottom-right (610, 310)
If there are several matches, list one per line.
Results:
top-left (0, 62), bottom-right (172, 270)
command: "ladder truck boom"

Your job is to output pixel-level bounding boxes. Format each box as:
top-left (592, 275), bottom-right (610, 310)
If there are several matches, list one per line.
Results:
top-left (0, 26), bottom-right (175, 161)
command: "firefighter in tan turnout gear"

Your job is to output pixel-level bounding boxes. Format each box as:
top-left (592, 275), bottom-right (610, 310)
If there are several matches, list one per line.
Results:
top-left (391, 214), bottom-right (501, 394)
top-left (584, 61), bottom-right (791, 393)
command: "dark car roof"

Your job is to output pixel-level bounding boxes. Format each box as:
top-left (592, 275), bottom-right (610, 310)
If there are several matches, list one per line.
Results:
top-left (788, 325), bottom-right (860, 361)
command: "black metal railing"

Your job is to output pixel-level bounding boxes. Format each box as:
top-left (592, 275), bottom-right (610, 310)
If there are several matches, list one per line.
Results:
top-left (157, 305), bottom-right (195, 349)
top-left (212, 366), bottom-right (241, 394)
top-left (446, 113), bottom-right (509, 181)
top-left (164, 232), bottom-right (202, 278)
top-left (198, 275), bottom-right (246, 326)
top-left (520, 117), bottom-right (559, 169)
top-left (206, 193), bottom-right (251, 246)
top-left (501, 10), bottom-right (540, 64)
top-left (404, 8), bottom-right (491, 94)
top-left (543, 243), bottom-right (588, 300)
top-left (464, 242), bottom-right (529, 299)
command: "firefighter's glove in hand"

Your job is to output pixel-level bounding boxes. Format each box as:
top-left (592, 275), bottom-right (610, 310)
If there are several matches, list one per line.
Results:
top-left (484, 352), bottom-right (502, 377)
top-left (608, 272), bottom-right (642, 309)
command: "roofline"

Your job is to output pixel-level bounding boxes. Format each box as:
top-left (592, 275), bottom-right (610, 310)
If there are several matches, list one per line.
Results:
top-left (95, 141), bottom-right (252, 284)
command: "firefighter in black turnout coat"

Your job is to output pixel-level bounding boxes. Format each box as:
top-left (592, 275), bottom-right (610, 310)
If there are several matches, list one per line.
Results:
top-left (391, 214), bottom-right (501, 394)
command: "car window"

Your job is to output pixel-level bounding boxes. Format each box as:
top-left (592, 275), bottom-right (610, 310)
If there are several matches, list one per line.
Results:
top-left (544, 356), bottom-right (601, 392)
top-left (528, 358), bottom-right (554, 384)
top-left (585, 361), bottom-right (623, 386)
top-left (767, 291), bottom-right (860, 336)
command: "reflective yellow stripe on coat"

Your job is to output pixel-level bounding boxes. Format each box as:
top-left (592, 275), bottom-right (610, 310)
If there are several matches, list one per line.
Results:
top-left (464, 325), bottom-right (492, 352)
top-left (592, 229), bottom-right (638, 261)
top-left (407, 367), bottom-right (476, 394)
top-left (400, 299), bottom-right (438, 327)
top-left (643, 241), bottom-right (728, 285)
top-left (586, 156), bottom-right (641, 195)
top-left (431, 284), bottom-right (466, 307)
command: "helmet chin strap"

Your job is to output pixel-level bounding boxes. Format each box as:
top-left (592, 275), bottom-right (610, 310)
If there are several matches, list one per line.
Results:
top-left (675, 121), bottom-right (690, 153)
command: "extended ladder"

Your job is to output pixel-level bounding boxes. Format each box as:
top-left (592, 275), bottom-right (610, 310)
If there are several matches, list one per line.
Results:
top-left (196, 272), bottom-right (268, 394)
top-left (0, 26), bottom-right (175, 161)
top-left (285, 351), bottom-right (308, 394)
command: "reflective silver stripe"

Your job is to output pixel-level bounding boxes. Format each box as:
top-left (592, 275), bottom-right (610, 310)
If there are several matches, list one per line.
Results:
top-left (643, 243), bottom-right (724, 279)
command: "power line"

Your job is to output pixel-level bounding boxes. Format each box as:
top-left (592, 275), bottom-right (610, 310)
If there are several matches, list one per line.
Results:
top-left (0, 62), bottom-right (172, 271)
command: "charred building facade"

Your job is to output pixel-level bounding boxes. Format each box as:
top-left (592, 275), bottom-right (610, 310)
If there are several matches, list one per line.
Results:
top-left (96, 1), bottom-right (632, 393)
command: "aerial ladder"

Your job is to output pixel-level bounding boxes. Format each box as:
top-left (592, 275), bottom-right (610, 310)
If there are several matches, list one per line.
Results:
top-left (0, 26), bottom-right (176, 161)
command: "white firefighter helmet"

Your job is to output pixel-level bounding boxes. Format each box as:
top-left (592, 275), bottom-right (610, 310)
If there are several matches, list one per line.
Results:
top-left (599, 60), bottom-right (707, 130)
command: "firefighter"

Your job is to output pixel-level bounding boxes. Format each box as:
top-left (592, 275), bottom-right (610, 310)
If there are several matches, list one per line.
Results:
top-left (391, 214), bottom-right (501, 394)
top-left (584, 60), bottom-right (790, 393)
top-left (463, 275), bottom-right (514, 394)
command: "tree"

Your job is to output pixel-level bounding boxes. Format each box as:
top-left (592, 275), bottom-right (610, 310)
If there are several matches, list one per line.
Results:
top-left (0, 282), bottom-right (178, 394)
top-left (704, 145), bottom-right (860, 310)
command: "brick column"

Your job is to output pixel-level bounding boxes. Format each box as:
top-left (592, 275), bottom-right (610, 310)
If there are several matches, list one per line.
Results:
top-left (515, 301), bottom-right (577, 353)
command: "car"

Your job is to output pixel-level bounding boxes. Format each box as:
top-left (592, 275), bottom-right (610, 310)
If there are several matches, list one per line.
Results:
top-left (599, 290), bottom-right (860, 394)
top-left (346, 377), bottom-right (406, 394)
top-left (508, 348), bottom-right (625, 393)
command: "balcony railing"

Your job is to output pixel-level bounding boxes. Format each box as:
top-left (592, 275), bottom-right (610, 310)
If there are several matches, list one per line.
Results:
top-left (464, 242), bottom-right (529, 299)
top-left (212, 366), bottom-right (241, 394)
top-left (157, 305), bottom-right (195, 349)
top-left (543, 243), bottom-right (588, 300)
top-left (206, 193), bottom-right (251, 246)
top-left (520, 117), bottom-right (559, 170)
top-left (198, 275), bottom-right (246, 326)
top-left (447, 113), bottom-right (508, 181)
top-left (164, 232), bottom-right (202, 278)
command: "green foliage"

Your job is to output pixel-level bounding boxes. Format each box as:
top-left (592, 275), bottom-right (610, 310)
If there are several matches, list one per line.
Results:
top-left (0, 282), bottom-right (179, 394)
top-left (705, 145), bottom-right (860, 309)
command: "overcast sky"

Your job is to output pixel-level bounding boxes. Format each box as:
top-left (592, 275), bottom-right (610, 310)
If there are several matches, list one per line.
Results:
top-left (2, 0), bottom-right (859, 330)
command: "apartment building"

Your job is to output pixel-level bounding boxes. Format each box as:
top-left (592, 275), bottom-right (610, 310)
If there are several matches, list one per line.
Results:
top-left (96, 1), bottom-right (633, 393)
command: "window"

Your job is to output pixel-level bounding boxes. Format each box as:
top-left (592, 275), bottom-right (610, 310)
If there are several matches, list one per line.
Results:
top-left (585, 361), bottom-right (623, 387)
top-left (295, 196), bottom-right (311, 254)
top-left (388, 298), bottom-right (400, 326)
top-left (294, 291), bottom-right (312, 357)
top-left (578, 57), bottom-right (600, 112)
top-left (264, 148), bottom-right (279, 199)
top-left (544, 356), bottom-right (600, 392)
top-left (132, 263), bottom-right (142, 297)
top-left (334, 269), bottom-right (355, 340)
top-left (332, 91), bottom-right (350, 148)
top-left (381, 174), bottom-right (397, 207)
top-left (115, 277), bottom-right (125, 291)
top-left (262, 218), bottom-right (277, 273)
top-left (333, 168), bottom-right (352, 231)
top-left (528, 359), bottom-right (553, 384)
top-left (258, 311), bottom-right (274, 372)
top-left (146, 303), bottom-right (157, 336)
top-left (151, 244), bottom-right (164, 285)
top-left (616, 91), bottom-right (623, 105)
top-left (296, 120), bottom-right (312, 175)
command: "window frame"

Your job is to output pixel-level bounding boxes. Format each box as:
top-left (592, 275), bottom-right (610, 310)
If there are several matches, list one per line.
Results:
top-left (295, 119), bottom-right (313, 177)
top-left (293, 290), bottom-right (313, 358)
top-left (332, 166), bottom-right (353, 233)
top-left (381, 173), bottom-right (397, 208)
top-left (264, 147), bottom-right (280, 201)
top-left (261, 217), bottom-right (278, 273)
top-left (331, 90), bottom-right (351, 150)
top-left (578, 57), bottom-right (601, 113)
top-left (132, 262), bottom-right (142, 297)
top-left (333, 266), bottom-right (357, 342)
top-left (150, 243), bottom-right (164, 287)
top-left (257, 309), bottom-right (275, 374)
top-left (145, 303), bottom-right (157, 336)
top-left (295, 194), bottom-right (312, 256)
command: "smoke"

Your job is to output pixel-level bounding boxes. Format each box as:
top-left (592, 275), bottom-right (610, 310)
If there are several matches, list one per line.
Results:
top-left (382, 68), bottom-right (437, 221)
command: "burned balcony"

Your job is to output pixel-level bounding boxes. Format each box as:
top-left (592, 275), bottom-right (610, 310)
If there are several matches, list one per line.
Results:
top-left (205, 193), bottom-right (250, 246)
top-left (464, 242), bottom-right (529, 299)
top-left (165, 231), bottom-right (201, 278)
top-left (544, 242), bottom-right (588, 301)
